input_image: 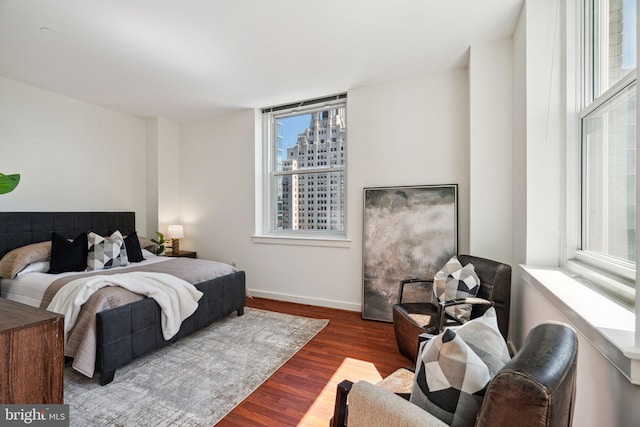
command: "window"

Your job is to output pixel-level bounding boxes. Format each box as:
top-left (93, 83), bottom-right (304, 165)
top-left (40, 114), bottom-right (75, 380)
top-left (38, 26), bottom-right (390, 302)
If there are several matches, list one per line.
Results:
top-left (572, 0), bottom-right (636, 297)
top-left (261, 94), bottom-right (347, 238)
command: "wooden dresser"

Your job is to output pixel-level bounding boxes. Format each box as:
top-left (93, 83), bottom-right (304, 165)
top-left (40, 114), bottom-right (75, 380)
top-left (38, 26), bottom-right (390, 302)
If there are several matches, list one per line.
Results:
top-left (0, 298), bottom-right (64, 404)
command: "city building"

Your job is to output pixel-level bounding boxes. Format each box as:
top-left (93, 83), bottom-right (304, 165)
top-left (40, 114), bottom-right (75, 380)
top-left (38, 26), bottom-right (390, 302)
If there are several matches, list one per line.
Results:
top-left (280, 109), bottom-right (346, 231)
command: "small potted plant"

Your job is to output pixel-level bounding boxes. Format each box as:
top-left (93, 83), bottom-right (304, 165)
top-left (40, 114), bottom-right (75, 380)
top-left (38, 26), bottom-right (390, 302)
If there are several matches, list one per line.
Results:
top-left (151, 231), bottom-right (166, 255)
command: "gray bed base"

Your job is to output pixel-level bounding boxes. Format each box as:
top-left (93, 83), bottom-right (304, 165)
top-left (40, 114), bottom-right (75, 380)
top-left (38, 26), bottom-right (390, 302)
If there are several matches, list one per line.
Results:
top-left (97, 270), bottom-right (245, 385)
top-left (0, 212), bottom-right (246, 385)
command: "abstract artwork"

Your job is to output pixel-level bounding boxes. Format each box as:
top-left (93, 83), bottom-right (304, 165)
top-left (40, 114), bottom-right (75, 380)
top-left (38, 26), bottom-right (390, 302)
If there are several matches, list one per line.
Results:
top-left (362, 184), bottom-right (458, 321)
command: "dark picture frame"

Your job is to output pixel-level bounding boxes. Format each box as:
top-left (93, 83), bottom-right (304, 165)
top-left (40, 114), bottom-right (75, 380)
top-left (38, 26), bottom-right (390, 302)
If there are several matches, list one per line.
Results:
top-left (362, 184), bottom-right (458, 322)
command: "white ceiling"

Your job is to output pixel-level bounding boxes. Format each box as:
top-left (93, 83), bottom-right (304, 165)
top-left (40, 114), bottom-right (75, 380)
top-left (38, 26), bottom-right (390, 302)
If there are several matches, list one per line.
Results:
top-left (0, 0), bottom-right (523, 122)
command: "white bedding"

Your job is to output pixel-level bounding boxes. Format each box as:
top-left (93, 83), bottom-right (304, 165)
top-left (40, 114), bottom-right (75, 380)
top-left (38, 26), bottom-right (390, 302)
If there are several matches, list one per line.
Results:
top-left (0, 252), bottom-right (171, 307)
top-left (48, 271), bottom-right (203, 341)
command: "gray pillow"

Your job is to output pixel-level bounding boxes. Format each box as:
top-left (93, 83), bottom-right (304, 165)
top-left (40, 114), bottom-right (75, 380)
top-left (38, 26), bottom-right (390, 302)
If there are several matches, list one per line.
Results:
top-left (87, 230), bottom-right (129, 270)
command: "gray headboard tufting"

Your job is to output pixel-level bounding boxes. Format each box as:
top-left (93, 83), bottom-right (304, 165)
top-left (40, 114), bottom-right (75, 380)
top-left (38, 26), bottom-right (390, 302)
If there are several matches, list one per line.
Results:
top-left (0, 212), bottom-right (135, 259)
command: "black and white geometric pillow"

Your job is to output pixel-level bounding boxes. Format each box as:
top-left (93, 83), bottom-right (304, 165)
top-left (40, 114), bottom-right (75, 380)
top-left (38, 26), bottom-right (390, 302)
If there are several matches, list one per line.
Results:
top-left (87, 230), bottom-right (129, 270)
top-left (410, 328), bottom-right (488, 426)
top-left (409, 307), bottom-right (510, 426)
top-left (455, 307), bottom-right (511, 374)
top-left (433, 256), bottom-right (481, 322)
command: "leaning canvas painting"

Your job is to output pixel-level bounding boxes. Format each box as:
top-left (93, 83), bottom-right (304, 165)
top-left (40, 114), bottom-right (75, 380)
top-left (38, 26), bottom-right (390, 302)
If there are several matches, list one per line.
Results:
top-left (362, 184), bottom-right (458, 322)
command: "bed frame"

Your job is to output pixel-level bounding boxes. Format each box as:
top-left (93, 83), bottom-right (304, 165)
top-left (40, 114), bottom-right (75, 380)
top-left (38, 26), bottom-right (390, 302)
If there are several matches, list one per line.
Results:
top-left (0, 212), bottom-right (246, 385)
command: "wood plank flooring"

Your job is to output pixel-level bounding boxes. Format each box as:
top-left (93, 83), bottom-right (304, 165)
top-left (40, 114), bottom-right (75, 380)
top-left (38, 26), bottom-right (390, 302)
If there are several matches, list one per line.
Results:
top-left (216, 298), bottom-right (412, 426)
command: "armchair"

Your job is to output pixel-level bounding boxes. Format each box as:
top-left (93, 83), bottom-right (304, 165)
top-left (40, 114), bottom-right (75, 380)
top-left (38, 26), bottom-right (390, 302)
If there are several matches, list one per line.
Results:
top-left (331, 322), bottom-right (578, 427)
top-left (392, 255), bottom-right (511, 360)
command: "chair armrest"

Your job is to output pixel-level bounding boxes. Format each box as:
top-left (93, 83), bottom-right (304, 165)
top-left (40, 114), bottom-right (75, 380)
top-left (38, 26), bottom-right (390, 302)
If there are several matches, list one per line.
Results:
top-left (398, 278), bottom-right (434, 304)
top-left (331, 380), bottom-right (353, 427)
top-left (348, 381), bottom-right (448, 427)
top-left (436, 297), bottom-right (494, 332)
top-left (441, 297), bottom-right (494, 308)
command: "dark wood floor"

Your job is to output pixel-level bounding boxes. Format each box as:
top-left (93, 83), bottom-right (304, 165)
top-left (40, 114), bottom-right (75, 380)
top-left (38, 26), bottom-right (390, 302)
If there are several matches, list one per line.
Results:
top-left (216, 297), bottom-right (412, 426)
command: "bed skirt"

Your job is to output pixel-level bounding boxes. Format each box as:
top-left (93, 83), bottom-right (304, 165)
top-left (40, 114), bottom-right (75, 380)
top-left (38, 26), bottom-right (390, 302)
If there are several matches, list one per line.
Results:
top-left (95, 270), bottom-right (246, 385)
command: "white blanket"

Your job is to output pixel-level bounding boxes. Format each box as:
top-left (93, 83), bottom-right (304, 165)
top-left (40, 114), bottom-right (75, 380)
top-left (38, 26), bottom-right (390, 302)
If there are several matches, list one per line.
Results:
top-left (47, 271), bottom-right (204, 341)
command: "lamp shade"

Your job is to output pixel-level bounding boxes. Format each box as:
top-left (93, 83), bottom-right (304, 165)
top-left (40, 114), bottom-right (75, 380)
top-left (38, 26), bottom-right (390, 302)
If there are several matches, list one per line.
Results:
top-left (167, 225), bottom-right (184, 239)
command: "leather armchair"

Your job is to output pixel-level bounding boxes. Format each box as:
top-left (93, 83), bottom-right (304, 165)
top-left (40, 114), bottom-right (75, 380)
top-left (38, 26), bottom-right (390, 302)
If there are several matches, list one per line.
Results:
top-left (331, 322), bottom-right (578, 427)
top-left (392, 255), bottom-right (511, 360)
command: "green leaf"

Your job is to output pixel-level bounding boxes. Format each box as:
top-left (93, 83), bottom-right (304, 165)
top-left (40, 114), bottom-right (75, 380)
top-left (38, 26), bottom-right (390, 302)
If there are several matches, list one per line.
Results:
top-left (0, 173), bottom-right (20, 194)
top-left (151, 231), bottom-right (166, 255)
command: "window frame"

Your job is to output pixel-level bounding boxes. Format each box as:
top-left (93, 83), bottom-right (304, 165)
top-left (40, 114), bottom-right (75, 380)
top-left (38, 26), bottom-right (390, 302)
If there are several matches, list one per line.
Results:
top-left (259, 94), bottom-right (348, 242)
top-left (564, 0), bottom-right (637, 306)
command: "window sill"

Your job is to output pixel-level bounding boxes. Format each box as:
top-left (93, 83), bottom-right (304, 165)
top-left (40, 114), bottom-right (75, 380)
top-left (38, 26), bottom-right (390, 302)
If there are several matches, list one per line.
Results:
top-left (252, 235), bottom-right (351, 248)
top-left (521, 266), bottom-right (640, 385)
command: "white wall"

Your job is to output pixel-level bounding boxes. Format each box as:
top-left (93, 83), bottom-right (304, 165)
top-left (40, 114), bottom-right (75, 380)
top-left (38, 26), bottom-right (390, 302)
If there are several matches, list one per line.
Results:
top-left (145, 119), bottom-right (160, 236)
top-left (0, 76), bottom-right (148, 233)
top-left (469, 38), bottom-right (513, 265)
top-left (179, 69), bottom-right (470, 311)
top-left (148, 117), bottom-right (181, 236)
top-left (523, 0), bottom-right (563, 267)
top-left (511, 0), bottom-right (528, 347)
top-left (178, 109), bottom-right (256, 260)
top-left (348, 70), bottom-right (471, 258)
top-left (511, 0), bottom-right (563, 347)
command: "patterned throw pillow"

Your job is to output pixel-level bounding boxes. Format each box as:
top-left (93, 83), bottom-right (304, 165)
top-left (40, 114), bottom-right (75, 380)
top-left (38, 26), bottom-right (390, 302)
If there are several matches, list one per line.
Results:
top-left (87, 230), bottom-right (129, 270)
top-left (410, 307), bottom-right (510, 427)
top-left (454, 307), bottom-right (510, 374)
top-left (432, 256), bottom-right (480, 322)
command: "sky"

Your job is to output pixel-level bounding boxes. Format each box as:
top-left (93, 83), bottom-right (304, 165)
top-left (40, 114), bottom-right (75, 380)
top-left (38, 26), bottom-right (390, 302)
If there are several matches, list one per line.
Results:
top-left (279, 113), bottom-right (312, 157)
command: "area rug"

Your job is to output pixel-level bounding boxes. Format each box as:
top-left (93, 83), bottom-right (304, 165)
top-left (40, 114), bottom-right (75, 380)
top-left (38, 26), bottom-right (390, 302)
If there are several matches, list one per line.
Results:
top-left (64, 307), bottom-right (328, 426)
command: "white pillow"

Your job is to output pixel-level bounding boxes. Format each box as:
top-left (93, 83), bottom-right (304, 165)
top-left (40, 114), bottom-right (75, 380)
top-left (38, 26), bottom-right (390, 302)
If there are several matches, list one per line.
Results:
top-left (16, 260), bottom-right (51, 276)
top-left (142, 249), bottom-right (157, 258)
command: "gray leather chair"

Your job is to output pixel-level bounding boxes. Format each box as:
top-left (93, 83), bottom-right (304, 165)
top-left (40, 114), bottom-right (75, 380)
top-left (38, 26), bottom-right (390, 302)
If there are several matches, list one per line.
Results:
top-left (331, 322), bottom-right (578, 427)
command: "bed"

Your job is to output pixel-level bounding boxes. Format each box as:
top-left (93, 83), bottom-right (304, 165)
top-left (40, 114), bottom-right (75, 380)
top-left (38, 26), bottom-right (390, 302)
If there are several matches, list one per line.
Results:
top-left (0, 211), bottom-right (246, 385)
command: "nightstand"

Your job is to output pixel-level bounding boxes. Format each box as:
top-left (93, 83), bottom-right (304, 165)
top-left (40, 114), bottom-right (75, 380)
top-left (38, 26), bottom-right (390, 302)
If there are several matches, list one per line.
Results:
top-left (166, 250), bottom-right (197, 258)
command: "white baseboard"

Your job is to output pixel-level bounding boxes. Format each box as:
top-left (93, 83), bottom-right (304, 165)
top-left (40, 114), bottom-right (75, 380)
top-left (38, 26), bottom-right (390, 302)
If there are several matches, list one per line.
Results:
top-left (247, 289), bottom-right (361, 313)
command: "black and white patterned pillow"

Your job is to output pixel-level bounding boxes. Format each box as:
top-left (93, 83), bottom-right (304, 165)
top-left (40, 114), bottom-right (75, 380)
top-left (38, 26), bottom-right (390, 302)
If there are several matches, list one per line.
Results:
top-left (432, 255), bottom-right (481, 322)
top-left (454, 307), bottom-right (511, 374)
top-left (409, 307), bottom-right (510, 426)
top-left (87, 230), bottom-right (129, 270)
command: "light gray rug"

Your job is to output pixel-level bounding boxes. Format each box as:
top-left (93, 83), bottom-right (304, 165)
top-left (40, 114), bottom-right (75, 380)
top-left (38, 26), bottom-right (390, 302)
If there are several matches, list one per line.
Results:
top-left (64, 307), bottom-right (328, 426)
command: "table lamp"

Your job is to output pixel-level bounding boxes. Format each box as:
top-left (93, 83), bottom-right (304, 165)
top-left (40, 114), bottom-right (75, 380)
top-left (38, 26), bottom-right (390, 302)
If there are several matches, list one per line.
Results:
top-left (167, 225), bottom-right (184, 255)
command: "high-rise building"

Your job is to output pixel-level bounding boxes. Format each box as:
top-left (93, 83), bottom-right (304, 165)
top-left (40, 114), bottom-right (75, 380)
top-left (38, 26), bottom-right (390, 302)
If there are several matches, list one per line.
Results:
top-left (280, 108), bottom-right (346, 231)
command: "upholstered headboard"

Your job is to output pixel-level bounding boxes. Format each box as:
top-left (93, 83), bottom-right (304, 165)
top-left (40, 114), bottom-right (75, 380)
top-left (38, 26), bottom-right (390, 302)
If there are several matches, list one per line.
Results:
top-left (0, 212), bottom-right (135, 259)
